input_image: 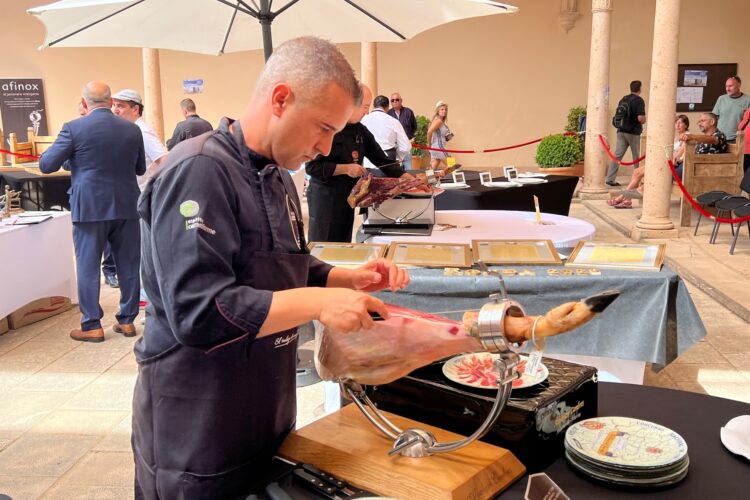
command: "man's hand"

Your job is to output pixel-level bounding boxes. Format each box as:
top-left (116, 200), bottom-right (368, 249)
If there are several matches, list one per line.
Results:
top-left (351, 258), bottom-right (410, 293)
top-left (336, 163), bottom-right (366, 178)
top-left (316, 288), bottom-right (389, 332)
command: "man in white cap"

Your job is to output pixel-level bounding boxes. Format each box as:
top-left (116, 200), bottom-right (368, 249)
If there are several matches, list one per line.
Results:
top-left (112, 89), bottom-right (168, 189)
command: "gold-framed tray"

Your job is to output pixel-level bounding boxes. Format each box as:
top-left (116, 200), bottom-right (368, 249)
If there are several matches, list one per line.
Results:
top-left (386, 241), bottom-right (472, 268)
top-left (565, 241), bottom-right (666, 271)
top-left (309, 242), bottom-right (386, 267)
top-left (472, 239), bottom-right (562, 265)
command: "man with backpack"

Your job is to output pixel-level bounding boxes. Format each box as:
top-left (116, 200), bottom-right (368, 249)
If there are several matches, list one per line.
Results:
top-left (606, 80), bottom-right (647, 186)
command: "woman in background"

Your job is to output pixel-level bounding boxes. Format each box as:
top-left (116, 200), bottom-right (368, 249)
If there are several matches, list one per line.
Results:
top-left (608, 114), bottom-right (689, 209)
top-left (427, 101), bottom-right (453, 170)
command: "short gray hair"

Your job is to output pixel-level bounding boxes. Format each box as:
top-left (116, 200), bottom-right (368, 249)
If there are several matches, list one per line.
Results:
top-left (255, 36), bottom-right (361, 106)
top-left (703, 112), bottom-right (719, 125)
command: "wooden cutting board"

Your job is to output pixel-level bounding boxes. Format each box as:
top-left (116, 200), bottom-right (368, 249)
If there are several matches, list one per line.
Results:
top-left (278, 404), bottom-right (526, 500)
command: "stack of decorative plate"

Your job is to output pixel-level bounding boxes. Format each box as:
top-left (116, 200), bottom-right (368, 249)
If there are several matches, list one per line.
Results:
top-left (564, 417), bottom-right (689, 488)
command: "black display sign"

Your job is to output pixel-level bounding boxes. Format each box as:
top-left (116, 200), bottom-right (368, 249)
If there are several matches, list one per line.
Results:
top-left (0, 78), bottom-right (49, 141)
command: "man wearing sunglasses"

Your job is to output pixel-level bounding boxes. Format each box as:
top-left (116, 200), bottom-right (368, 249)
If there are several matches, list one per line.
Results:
top-left (387, 92), bottom-right (417, 169)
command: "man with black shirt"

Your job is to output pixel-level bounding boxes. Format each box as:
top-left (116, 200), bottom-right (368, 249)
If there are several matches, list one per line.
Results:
top-left (166, 98), bottom-right (213, 150)
top-left (606, 80), bottom-right (647, 186)
top-left (674, 112), bottom-right (727, 179)
top-left (387, 92), bottom-right (417, 169)
top-left (306, 85), bottom-right (413, 242)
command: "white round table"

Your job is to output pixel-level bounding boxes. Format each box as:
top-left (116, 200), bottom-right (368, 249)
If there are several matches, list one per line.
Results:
top-left (366, 210), bottom-right (595, 249)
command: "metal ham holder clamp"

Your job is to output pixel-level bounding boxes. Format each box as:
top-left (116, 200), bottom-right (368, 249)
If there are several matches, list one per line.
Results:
top-left (341, 260), bottom-right (527, 458)
top-left (370, 167), bottom-right (439, 225)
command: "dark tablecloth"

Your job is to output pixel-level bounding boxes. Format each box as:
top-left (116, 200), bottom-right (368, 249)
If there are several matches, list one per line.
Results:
top-left (0, 169), bottom-right (70, 210)
top-left (435, 171), bottom-right (579, 216)
top-left (500, 383), bottom-right (750, 499)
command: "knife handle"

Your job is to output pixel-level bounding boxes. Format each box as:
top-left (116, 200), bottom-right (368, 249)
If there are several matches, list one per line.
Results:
top-left (301, 463), bottom-right (347, 489)
top-left (292, 469), bottom-right (338, 498)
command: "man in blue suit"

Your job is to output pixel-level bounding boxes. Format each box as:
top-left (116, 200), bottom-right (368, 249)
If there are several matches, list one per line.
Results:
top-left (40, 81), bottom-right (145, 342)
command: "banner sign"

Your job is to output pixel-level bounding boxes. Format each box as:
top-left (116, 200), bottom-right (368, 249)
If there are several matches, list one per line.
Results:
top-left (0, 78), bottom-right (49, 141)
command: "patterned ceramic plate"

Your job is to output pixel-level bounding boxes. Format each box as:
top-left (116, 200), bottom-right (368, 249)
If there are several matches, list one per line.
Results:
top-left (442, 353), bottom-right (548, 390)
top-left (565, 417), bottom-right (688, 468)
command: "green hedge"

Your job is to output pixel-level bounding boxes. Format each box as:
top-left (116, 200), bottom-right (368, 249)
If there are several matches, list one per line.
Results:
top-left (535, 134), bottom-right (584, 168)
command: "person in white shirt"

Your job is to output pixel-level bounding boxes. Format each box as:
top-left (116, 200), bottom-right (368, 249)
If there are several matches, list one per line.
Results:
top-left (111, 89), bottom-right (168, 190)
top-left (361, 95), bottom-right (411, 172)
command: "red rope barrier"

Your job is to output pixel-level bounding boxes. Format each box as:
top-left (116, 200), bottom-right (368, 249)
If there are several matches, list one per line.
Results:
top-left (411, 144), bottom-right (475, 153)
top-left (0, 148), bottom-right (40, 160)
top-left (598, 135), bottom-right (645, 166)
top-left (667, 159), bottom-right (750, 224)
top-left (411, 132), bottom-right (577, 154)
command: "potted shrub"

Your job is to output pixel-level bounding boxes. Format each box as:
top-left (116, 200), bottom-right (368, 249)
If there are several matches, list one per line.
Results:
top-left (410, 115), bottom-right (430, 169)
top-left (564, 105), bottom-right (586, 159)
top-left (535, 133), bottom-right (584, 175)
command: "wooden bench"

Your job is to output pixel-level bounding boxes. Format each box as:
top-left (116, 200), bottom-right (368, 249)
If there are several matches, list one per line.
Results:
top-left (7, 127), bottom-right (56, 166)
top-left (679, 133), bottom-right (745, 227)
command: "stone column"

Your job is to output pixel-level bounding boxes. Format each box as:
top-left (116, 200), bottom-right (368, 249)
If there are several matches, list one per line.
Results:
top-left (142, 48), bottom-right (165, 141)
top-left (361, 42), bottom-right (378, 97)
top-left (580, 0), bottom-right (612, 199)
top-left (632, 0), bottom-right (680, 240)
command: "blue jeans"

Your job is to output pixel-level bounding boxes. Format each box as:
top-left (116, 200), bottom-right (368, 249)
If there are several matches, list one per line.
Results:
top-left (402, 151), bottom-right (413, 170)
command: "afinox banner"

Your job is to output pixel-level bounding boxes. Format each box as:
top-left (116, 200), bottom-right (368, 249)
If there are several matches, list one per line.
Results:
top-left (0, 78), bottom-right (48, 141)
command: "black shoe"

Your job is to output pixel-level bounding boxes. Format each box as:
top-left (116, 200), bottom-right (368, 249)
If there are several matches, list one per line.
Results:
top-left (104, 275), bottom-right (119, 288)
top-left (605, 181), bottom-right (621, 187)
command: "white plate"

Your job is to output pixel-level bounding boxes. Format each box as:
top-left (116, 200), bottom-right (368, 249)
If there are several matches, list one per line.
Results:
top-left (514, 177), bottom-right (548, 185)
top-left (518, 172), bottom-right (548, 178)
top-left (442, 353), bottom-right (548, 389)
top-left (440, 182), bottom-right (470, 189)
top-left (720, 415), bottom-right (750, 460)
top-left (483, 181), bottom-right (521, 188)
top-left (400, 191), bottom-right (434, 198)
top-left (565, 417), bottom-right (688, 468)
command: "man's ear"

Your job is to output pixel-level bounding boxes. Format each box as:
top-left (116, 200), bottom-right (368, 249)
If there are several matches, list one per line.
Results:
top-left (270, 83), bottom-right (293, 117)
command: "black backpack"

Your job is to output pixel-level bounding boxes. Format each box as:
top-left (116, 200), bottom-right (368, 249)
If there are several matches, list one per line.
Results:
top-left (612, 96), bottom-right (632, 131)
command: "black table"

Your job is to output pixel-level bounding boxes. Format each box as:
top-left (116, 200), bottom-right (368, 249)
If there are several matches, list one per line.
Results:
top-left (500, 383), bottom-right (750, 499)
top-left (0, 169), bottom-right (70, 210)
top-left (435, 171), bottom-right (579, 216)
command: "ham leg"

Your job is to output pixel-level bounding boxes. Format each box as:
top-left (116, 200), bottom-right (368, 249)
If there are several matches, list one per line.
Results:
top-left (315, 290), bottom-right (619, 385)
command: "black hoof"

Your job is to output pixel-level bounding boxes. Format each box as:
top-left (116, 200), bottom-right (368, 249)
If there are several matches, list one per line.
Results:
top-left (583, 289), bottom-right (621, 312)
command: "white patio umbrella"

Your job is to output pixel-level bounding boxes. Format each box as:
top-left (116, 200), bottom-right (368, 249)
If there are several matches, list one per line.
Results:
top-left (28, 0), bottom-right (518, 60)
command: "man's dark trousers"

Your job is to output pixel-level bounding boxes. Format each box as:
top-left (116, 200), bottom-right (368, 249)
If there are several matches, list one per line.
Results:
top-left (74, 219), bottom-right (140, 330)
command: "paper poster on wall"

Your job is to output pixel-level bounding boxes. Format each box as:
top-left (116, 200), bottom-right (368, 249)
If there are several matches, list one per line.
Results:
top-left (183, 79), bottom-right (204, 94)
top-left (0, 78), bottom-right (48, 141)
top-left (676, 86), bottom-right (703, 104)
top-left (684, 70), bottom-right (708, 86)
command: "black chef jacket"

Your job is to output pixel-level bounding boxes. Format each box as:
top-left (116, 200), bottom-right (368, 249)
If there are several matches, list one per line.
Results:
top-left (306, 122), bottom-right (406, 242)
top-left (132, 117), bottom-right (333, 499)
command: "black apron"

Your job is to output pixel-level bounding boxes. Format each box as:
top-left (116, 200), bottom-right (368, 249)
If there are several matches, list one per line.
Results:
top-left (133, 123), bottom-right (310, 499)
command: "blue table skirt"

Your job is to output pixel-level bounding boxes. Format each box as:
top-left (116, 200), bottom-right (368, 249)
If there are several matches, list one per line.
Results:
top-left (374, 265), bottom-right (706, 367)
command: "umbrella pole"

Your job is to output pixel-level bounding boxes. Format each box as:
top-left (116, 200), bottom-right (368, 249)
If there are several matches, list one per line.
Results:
top-left (260, 0), bottom-right (273, 61)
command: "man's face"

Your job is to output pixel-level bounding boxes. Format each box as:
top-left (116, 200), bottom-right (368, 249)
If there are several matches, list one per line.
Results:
top-left (269, 82), bottom-right (354, 169)
top-left (697, 114), bottom-right (714, 133)
top-left (112, 99), bottom-right (139, 122)
top-left (726, 78), bottom-right (741, 97)
top-left (390, 93), bottom-right (402, 110)
top-left (348, 87), bottom-right (372, 124)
